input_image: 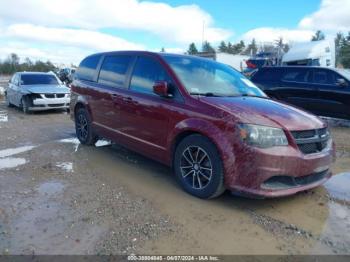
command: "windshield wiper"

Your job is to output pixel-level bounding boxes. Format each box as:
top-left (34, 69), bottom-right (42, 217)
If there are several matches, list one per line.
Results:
top-left (190, 92), bottom-right (223, 97)
top-left (241, 94), bottom-right (270, 99)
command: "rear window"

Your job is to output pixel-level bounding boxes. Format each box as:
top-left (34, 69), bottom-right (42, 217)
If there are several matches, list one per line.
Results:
top-left (98, 55), bottom-right (132, 87)
top-left (21, 74), bottom-right (59, 85)
top-left (252, 68), bottom-right (282, 82)
top-left (76, 54), bottom-right (101, 81)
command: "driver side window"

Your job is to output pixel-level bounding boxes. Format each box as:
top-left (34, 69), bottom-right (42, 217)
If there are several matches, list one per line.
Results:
top-left (130, 56), bottom-right (171, 95)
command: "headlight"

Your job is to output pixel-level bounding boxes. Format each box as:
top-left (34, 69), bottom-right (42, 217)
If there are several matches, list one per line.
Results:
top-left (238, 124), bottom-right (288, 148)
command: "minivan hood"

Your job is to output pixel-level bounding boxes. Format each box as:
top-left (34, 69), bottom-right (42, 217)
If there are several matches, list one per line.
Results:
top-left (22, 84), bottom-right (69, 94)
top-left (200, 96), bottom-right (325, 131)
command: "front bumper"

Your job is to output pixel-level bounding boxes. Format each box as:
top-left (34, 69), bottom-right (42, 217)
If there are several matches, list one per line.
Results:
top-left (226, 140), bottom-right (335, 198)
top-left (30, 96), bottom-right (70, 111)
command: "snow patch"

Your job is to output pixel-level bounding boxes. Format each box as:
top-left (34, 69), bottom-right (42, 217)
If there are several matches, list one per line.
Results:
top-left (0, 157), bottom-right (26, 170)
top-left (0, 111), bottom-right (8, 122)
top-left (56, 162), bottom-right (73, 173)
top-left (59, 138), bottom-right (80, 152)
top-left (95, 140), bottom-right (112, 147)
top-left (0, 86), bottom-right (5, 96)
top-left (0, 145), bottom-right (36, 158)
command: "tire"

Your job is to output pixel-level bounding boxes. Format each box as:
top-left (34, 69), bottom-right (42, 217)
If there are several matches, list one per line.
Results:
top-left (174, 134), bottom-right (225, 199)
top-left (75, 107), bottom-right (98, 145)
top-left (21, 97), bottom-right (31, 114)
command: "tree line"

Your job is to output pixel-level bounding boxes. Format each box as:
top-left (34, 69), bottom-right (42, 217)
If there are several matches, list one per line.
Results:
top-left (185, 30), bottom-right (350, 68)
top-left (0, 53), bottom-right (57, 75)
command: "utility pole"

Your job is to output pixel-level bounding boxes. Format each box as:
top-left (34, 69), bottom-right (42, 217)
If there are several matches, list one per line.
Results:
top-left (202, 20), bottom-right (205, 50)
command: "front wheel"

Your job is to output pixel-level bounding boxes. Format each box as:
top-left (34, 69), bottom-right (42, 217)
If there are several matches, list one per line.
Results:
top-left (21, 97), bottom-right (31, 114)
top-left (174, 134), bottom-right (225, 199)
top-left (75, 108), bottom-right (98, 145)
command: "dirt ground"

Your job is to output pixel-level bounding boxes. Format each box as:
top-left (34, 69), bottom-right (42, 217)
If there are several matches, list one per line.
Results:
top-left (0, 97), bottom-right (349, 256)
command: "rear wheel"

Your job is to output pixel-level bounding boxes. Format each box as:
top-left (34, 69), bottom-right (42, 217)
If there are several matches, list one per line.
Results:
top-left (75, 107), bottom-right (98, 145)
top-left (174, 134), bottom-right (225, 199)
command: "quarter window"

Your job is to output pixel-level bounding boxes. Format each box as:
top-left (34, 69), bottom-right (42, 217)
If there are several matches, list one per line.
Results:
top-left (98, 55), bottom-right (132, 88)
top-left (130, 57), bottom-right (170, 95)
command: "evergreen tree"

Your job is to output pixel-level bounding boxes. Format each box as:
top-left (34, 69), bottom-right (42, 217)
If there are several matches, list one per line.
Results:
top-left (218, 41), bottom-right (227, 52)
top-left (244, 38), bottom-right (258, 55)
top-left (311, 30), bottom-right (325, 41)
top-left (202, 41), bottom-right (215, 53)
top-left (227, 42), bottom-right (233, 54)
top-left (187, 43), bottom-right (199, 55)
top-left (335, 32), bottom-right (344, 66)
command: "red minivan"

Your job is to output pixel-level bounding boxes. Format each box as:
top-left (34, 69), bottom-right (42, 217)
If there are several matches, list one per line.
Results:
top-left (70, 51), bottom-right (335, 199)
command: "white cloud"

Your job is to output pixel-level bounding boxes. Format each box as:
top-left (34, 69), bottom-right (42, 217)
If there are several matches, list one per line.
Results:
top-left (4, 24), bottom-right (145, 51)
top-left (240, 0), bottom-right (349, 45)
top-left (299, 0), bottom-right (350, 31)
top-left (0, 0), bottom-right (232, 44)
top-left (242, 27), bottom-right (314, 44)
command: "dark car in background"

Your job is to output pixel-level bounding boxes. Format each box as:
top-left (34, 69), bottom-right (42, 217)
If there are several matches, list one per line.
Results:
top-left (251, 66), bottom-right (350, 120)
top-left (70, 51), bottom-right (335, 199)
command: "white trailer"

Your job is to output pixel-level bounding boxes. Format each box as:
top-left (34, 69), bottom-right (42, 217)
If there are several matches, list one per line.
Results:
top-left (282, 40), bottom-right (335, 67)
top-left (216, 53), bottom-right (250, 71)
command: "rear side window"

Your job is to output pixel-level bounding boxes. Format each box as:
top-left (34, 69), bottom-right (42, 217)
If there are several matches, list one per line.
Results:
top-left (130, 56), bottom-right (170, 95)
top-left (98, 55), bottom-right (132, 88)
top-left (252, 68), bottom-right (282, 82)
top-left (282, 68), bottom-right (310, 83)
top-left (76, 54), bottom-right (101, 81)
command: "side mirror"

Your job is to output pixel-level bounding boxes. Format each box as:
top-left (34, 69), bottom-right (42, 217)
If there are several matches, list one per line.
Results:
top-left (153, 81), bottom-right (172, 98)
top-left (336, 78), bottom-right (348, 87)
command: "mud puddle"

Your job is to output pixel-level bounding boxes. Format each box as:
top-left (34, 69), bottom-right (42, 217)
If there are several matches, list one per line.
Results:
top-left (70, 144), bottom-right (350, 254)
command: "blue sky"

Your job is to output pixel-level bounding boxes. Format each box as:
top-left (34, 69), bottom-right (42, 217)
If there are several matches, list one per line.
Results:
top-left (0, 0), bottom-right (348, 65)
top-left (151, 0), bottom-right (320, 34)
top-left (102, 0), bottom-right (321, 50)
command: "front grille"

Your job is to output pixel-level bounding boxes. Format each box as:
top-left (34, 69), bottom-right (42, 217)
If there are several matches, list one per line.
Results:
top-left (291, 128), bottom-right (329, 154)
top-left (262, 170), bottom-right (329, 190)
top-left (291, 129), bottom-right (316, 139)
top-left (44, 94), bottom-right (66, 98)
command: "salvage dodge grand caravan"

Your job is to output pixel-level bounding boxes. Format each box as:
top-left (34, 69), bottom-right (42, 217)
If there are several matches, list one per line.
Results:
top-left (70, 51), bottom-right (335, 199)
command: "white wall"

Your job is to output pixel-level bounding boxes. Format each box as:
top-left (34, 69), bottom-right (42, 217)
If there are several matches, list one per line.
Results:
top-left (216, 53), bottom-right (250, 71)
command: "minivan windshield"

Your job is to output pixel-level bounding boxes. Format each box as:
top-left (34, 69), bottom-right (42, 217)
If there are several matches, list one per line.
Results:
top-left (162, 55), bottom-right (267, 97)
top-left (21, 74), bottom-right (60, 85)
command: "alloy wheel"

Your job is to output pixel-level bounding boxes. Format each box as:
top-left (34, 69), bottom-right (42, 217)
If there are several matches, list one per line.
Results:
top-left (77, 113), bottom-right (88, 141)
top-left (180, 146), bottom-right (213, 190)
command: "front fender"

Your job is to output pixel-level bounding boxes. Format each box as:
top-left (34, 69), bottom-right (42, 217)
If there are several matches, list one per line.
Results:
top-left (167, 118), bottom-right (236, 182)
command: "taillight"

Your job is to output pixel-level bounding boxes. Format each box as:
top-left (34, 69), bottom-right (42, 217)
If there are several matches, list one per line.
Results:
top-left (246, 61), bottom-right (257, 69)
